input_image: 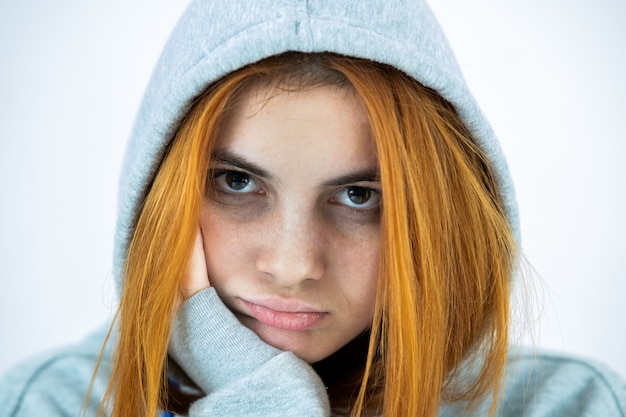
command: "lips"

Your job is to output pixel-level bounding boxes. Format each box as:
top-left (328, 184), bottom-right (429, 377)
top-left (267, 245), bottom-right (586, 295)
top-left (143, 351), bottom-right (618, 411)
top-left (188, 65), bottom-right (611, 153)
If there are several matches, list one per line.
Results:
top-left (241, 298), bottom-right (328, 331)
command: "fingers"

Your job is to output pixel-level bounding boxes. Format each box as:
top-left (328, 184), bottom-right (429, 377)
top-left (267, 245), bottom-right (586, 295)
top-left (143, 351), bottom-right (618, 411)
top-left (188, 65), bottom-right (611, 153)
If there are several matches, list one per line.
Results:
top-left (180, 226), bottom-right (211, 301)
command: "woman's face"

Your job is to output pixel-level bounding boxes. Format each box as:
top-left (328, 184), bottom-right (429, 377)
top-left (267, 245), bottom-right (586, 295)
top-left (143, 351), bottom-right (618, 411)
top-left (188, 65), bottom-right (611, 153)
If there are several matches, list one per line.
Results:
top-left (200, 84), bottom-right (380, 363)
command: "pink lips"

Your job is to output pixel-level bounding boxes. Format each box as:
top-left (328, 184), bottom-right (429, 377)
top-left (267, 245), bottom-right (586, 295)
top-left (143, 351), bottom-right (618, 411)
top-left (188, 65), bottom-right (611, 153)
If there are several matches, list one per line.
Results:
top-left (241, 298), bottom-right (328, 331)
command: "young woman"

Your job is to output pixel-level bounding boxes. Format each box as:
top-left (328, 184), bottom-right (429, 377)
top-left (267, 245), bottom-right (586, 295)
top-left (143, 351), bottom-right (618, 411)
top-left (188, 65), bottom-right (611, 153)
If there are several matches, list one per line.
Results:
top-left (2, 0), bottom-right (625, 416)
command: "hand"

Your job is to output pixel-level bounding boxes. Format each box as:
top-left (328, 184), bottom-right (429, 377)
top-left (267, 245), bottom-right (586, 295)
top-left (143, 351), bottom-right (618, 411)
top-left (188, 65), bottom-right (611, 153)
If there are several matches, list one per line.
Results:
top-left (180, 226), bottom-right (211, 300)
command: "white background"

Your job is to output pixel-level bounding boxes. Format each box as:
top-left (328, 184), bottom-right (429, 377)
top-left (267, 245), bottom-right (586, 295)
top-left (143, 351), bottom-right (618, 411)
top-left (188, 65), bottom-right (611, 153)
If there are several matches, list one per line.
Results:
top-left (1, 0), bottom-right (624, 381)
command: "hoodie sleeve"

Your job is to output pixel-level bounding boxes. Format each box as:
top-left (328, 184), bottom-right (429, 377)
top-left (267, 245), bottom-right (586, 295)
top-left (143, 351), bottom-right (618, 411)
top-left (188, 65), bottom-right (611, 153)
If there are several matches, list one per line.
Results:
top-left (168, 288), bottom-right (330, 416)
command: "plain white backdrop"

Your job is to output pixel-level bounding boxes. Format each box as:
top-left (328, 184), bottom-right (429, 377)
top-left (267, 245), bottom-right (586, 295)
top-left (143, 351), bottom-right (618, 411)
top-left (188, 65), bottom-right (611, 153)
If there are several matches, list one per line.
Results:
top-left (1, 0), bottom-right (624, 381)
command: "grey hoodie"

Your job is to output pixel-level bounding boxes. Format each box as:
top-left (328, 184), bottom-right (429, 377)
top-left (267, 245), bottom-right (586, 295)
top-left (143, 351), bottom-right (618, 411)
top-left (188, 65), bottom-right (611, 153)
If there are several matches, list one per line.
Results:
top-left (1, 0), bottom-right (625, 415)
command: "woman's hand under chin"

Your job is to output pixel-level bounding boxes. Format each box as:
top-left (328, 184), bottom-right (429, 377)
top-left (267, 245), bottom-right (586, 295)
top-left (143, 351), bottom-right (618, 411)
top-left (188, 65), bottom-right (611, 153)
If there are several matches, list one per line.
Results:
top-left (180, 226), bottom-right (211, 301)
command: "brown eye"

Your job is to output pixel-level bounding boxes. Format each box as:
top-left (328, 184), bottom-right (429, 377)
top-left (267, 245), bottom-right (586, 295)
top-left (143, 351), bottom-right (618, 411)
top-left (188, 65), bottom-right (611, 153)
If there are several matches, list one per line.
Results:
top-left (347, 187), bottom-right (371, 205)
top-left (334, 186), bottom-right (380, 209)
top-left (214, 170), bottom-right (261, 193)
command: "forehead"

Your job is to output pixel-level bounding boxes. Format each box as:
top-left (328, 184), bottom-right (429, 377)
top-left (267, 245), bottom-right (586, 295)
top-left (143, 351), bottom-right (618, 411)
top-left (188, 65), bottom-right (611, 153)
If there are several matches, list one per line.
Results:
top-left (227, 82), bottom-right (365, 123)
top-left (216, 84), bottom-right (377, 170)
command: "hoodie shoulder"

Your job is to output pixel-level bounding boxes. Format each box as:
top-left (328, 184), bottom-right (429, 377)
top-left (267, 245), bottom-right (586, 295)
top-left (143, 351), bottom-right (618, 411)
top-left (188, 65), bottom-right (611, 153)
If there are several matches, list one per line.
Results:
top-left (499, 347), bottom-right (626, 416)
top-left (0, 325), bottom-right (111, 416)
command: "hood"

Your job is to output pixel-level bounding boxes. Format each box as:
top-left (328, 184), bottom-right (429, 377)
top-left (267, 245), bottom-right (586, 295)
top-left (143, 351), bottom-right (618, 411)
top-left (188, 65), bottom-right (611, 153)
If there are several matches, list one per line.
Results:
top-left (113, 0), bottom-right (519, 292)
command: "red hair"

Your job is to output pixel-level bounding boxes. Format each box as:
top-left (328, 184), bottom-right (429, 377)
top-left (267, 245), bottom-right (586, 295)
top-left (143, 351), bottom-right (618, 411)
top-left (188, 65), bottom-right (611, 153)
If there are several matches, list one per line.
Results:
top-left (96, 53), bottom-right (516, 417)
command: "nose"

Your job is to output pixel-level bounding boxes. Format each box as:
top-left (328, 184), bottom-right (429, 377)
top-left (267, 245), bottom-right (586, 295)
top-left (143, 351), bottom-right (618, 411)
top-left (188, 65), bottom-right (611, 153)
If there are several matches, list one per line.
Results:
top-left (255, 208), bottom-right (326, 287)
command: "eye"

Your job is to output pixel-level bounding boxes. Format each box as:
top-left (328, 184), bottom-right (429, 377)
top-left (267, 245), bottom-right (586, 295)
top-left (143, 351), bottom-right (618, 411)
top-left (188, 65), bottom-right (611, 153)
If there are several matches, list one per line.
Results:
top-left (214, 170), bottom-right (262, 193)
top-left (333, 186), bottom-right (380, 209)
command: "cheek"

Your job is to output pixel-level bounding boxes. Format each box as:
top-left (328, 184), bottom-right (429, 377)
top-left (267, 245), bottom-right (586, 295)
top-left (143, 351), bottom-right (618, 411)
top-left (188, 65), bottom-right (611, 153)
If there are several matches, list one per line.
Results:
top-left (334, 235), bottom-right (380, 313)
top-left (361, 249), bottom-right (380, 308)
top-left (199, 208), bottom-right (251, 287)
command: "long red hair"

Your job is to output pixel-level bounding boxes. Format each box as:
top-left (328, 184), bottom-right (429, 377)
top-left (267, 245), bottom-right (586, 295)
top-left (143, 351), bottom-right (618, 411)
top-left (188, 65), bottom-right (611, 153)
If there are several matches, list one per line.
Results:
top-left (97, 53), bottom-right (516, 417)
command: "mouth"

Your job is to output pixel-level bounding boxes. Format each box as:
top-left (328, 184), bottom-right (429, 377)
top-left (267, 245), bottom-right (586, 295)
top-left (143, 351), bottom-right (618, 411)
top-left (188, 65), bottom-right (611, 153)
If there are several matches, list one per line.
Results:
top-left (240, 298), bottom-right (328, 331)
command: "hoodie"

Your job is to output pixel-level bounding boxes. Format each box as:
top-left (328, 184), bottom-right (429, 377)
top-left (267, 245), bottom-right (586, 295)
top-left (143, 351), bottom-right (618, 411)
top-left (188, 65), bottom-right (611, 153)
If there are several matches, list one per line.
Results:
top-left (1, 0), bottom-right (625, 416)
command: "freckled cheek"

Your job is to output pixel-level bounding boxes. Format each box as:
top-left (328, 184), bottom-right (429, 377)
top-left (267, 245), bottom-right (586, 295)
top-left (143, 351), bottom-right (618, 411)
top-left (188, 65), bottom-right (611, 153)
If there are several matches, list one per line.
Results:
top-left (333, 233), bottom-right (381, 311)
top-left (199, 209), bottom-right (258, 288)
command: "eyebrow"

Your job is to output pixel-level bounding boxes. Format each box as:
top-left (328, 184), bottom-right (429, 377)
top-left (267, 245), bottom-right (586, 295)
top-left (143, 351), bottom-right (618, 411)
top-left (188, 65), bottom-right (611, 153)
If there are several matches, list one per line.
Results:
top-left (210, 149), bottom-right (274, 181)
top-left (321, 169), bottom-right (380, 187)
top-left (210, 149), bottom-right (379, 187)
